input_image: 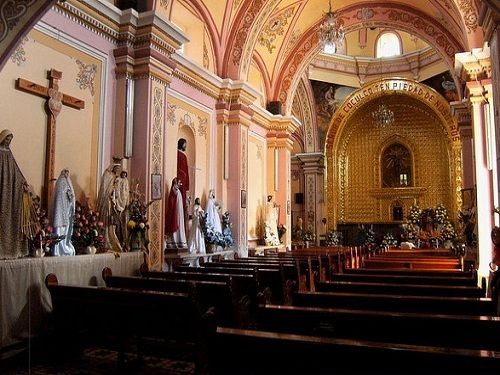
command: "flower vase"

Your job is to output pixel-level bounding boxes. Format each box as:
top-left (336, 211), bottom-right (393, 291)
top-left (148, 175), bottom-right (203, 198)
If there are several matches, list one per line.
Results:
top-left (304, 240), bottom-right (310, 249)
top-left (129, 231), bottom-right (145, 252)
top-left (85, 245), bottom-right (97, 255)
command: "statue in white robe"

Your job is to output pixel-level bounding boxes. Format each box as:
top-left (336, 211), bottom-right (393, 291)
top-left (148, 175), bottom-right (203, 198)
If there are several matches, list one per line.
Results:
top-left (96, 158), bottom-right (122, 252)
top-left (114, 170), bottom-right (130, 248)
top-left (52, 169), bottom-right (76, 256)
top-left (264, 195), bottom-right (280, 246)
top-left (205, 189), bottom-right (222, 234)
top-left (188, 198), bottom-right (206, 254)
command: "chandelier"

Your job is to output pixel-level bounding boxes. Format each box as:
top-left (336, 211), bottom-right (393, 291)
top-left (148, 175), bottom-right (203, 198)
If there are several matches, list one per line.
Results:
top-left (319, 0), bottom-right (344, 53)
top-left (372, 102), bottom-right (394, 128)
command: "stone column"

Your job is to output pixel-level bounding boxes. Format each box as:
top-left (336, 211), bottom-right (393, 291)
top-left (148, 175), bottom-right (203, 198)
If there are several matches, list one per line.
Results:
top-left (113, 13), bottom-right (188, 270)
top-left (216, 81), bottom-right (259, 257)
top-left (267, 117), bottom-right (299, 249)
top-left (295, 153), bottom-right (325, 246)
top-left (450, 100), bottom-right (474, 191)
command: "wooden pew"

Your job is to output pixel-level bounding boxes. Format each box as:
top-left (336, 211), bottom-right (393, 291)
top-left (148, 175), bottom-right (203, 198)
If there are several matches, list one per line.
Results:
top-left (174, 265), bottom-right (285, 304)
top-left (315, 280), bottom-right (485, 297)
top-left (102, 267), bottom-right (237, 327)
top-left (362, 258), bottom-right (461, 270)
top-left (330, 272), bottom-right (478, 286)
top-left (291, 291), bottom-right (496, 316)
top-left (343, 267), bottom-right (477, 279)
top-left (45, 273), bottom-right (216, 371)
top-left (256, 304), bottom-right (500, 350)
top-left (210, 327), bottom-right (500, 375)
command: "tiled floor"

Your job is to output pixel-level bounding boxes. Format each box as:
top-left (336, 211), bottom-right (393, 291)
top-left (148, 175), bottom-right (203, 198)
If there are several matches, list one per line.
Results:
top-left (1, 345), bottom-right (195, 375)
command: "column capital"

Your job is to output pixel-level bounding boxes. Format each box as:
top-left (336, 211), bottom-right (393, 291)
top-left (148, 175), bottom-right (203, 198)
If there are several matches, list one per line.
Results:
top-left (455, 46), bottom-right (491, 82)
top-left (113, 12), bottom-right (186, 85)
top-left (296, 152), bottom-right (325, 172)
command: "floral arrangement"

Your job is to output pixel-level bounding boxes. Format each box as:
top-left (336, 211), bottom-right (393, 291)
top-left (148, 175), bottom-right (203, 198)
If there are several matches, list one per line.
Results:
top-left (72, 201), bottom-right (105, 250)
top-left (407, 204), bottom-right (422, 225)
top-left (360, 225), bottom-right (377, 252)
top-left (325, 230), bottom-right (342, 247)
top-left (434, 204), bottom-right (448, 224)
top-left (201, 211), bottom-right (233, 248)
top-left (127, 191), bottom-right (150, 251)
top-left (302, 227), bottom-right (315, 242)
top-left (28, 194), bottom-right (64, 255)
top-left (381, 233), bottom-right (398, 248)
top-left (277, 224), bottom-right (287, 243)
top-left (221, 211), bottom-right (234, 248)
top-left (404, 203), bottom-right (457, 248)
top-left (264, 223), bottom-right (280, 246)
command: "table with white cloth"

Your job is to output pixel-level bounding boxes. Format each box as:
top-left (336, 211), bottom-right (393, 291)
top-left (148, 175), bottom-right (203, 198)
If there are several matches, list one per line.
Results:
top-left (0, 252), bottom-right (142, 357)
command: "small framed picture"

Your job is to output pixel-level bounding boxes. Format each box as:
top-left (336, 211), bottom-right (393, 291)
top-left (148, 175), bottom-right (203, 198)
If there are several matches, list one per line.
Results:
top-left (151, 174), bottom-right (162, 200)
top-left (241, 189), bottom-right (247, 208)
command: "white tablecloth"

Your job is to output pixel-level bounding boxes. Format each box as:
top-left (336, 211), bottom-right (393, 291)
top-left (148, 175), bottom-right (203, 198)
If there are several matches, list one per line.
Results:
top-left (0, 252), bottom-right (142, 356)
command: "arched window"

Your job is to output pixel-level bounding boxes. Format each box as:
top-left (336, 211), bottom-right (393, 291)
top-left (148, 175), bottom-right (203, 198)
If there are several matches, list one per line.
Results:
top-left (376, 32), bottom-right (402, 58)
top-left (382, 143), bottom-right (412, 188)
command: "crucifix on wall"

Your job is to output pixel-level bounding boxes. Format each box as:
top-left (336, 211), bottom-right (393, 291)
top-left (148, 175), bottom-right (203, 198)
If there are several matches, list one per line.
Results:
top-left (16, 69), bottom-right (85, 209)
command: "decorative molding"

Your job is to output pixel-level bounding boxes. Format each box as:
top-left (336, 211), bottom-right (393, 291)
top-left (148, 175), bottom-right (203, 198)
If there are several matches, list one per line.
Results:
top-left (258, 7), bottom-right (294, 54)
top-left (167, 102), bottom-right (177, 126)
top-left (149, 86), bottom-right (165, 270)
top-left (197, 116), bottom-right (208, 138)
top-left (10, 36), bottom-right (29, 66)
top-left (458, 0), bottom-right (479, 33)
top-left (76, 59), bottom-right (97, 96)
top-left (160, 0), bottom-right (169, 9)
top-left (0, 0), bottom-right (37, 43)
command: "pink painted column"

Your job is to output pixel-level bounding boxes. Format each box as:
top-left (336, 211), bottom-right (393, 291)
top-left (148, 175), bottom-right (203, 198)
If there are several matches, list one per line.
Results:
top-left (216, 82), bottom-right (259, 257)
top-left (296, 153), bottom-right (325, 246)
top-left (469, 82), bottom-right (494, 277)
top-left (266, 118), bottom-right (299, 249)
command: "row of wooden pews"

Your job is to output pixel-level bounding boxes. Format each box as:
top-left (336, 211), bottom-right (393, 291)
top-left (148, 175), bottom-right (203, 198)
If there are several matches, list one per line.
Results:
top-left (208, 248), bottom-right (500, 374)
top-left (44, 248), bottom-right (500, 374)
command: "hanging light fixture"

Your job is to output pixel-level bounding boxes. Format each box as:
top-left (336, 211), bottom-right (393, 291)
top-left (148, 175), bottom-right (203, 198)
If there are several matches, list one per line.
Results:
top-left (372, 58), bottom-right (394, 127)
top-left (319, 0), bottom-right (344, 53)
top-left (372, 102), bottom-right (394, 128)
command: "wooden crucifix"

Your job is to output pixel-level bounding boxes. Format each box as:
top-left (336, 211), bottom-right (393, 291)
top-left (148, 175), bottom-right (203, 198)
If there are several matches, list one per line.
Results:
top-left (16, 69), bottom-right (85, 209)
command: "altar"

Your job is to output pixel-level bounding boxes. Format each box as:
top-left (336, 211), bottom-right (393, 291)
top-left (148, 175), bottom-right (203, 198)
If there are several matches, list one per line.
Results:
top-left (0, 252), bottom-right (142, 358)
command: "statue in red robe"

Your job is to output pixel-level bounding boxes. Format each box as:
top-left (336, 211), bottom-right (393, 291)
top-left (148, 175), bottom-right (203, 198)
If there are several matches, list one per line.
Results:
top-left (177, 138), bottom-right (189, 232)
top-left (165, 177), bottom-right (187, 249)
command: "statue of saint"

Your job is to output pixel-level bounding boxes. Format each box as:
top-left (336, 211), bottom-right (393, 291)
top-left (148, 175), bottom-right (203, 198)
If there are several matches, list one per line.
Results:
top-left (52, 169), bottom-right (76, 256)
top-left (114, 170), bottom-right (130, 247)
top-left (187, 197), bottom-right (205, 254)
top-left (96, 157), bottom-right (122, 252)
top-left (165, 177), bottom-right (187, 249)
top-left (0, 129), bottom-right (31, 259)
top-left (205, 189), bottom-right (222, 235)
top-left (264, 195), bottom-right (280, 246)
top-left (177, 138), bottom-right (190, 233)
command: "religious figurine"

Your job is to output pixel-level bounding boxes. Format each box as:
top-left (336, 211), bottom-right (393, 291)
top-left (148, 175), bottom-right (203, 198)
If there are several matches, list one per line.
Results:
top-left (177, 138), bottom-right (190, 233)
top-left (96, 157), bottom-right (122, 252)
top-left (205, 189), bottom-right (222, 235)
top-left (0, 129), bottom-right (33, 259)
top-left (187, 197), bottom-right (206, 254)
top-left (264, 195), bottom-right (280, 246)
top-left (114, 170), bottom-right (130, 248)
top-left (52, 169), bottom-right (76, 256)
top-left (165, 177), bottom-right (187, 249)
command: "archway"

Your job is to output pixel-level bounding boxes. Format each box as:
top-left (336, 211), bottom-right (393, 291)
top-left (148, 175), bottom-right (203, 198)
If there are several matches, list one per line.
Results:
top-left (325, 78), bottom-right (462, 229)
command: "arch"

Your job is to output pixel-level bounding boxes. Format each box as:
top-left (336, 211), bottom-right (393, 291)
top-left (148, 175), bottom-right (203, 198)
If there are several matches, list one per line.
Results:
top-left (275, 3), bottom-right (466, 114)
top-left (375, 31), bottom-right (403, 58)
top-left (375, 134), bottom-right (419, 190)
top-left (222, 0), bottom-right (280, 79)
top-left (380, 142), bottom-right (413, 188)
top-left (325, 78), bottom-right (462, 228)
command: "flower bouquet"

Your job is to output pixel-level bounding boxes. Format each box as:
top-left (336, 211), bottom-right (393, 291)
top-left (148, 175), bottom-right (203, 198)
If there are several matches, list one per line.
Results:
top-left (127, 192), bottom-right (150, 251)
top-left (325, 230), bottom-right (342, 247)
top-left (72, 201), bottom-right (105, 253)
top-left (28, 194), bottom-right (65, 256)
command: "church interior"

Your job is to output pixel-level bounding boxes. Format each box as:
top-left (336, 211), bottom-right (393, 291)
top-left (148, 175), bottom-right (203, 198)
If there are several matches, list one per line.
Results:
top-left (1, 0), bottom-right (500, 374)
